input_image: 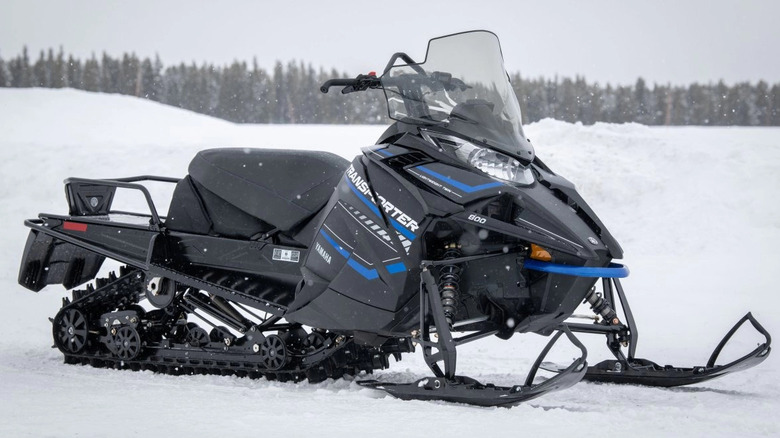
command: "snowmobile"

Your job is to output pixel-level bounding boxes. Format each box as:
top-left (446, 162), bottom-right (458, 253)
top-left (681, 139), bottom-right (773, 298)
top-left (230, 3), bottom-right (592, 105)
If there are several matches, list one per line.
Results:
top-left (18, 30), bottom-right (770, 407)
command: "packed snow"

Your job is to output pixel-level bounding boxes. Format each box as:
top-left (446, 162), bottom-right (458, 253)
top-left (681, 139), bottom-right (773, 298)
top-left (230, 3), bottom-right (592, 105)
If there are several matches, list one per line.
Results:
top-left (1, 88), bottom-right (778, 437)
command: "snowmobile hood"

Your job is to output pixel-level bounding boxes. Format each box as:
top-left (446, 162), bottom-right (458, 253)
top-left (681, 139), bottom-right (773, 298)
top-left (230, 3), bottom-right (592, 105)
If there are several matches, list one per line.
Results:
top-left (381, 30), bottom-right (534, 163)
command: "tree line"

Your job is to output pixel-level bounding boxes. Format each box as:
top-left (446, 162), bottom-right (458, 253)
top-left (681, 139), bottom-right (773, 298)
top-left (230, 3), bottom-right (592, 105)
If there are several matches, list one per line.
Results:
top-left (1, 47), bottom-right (778, 126)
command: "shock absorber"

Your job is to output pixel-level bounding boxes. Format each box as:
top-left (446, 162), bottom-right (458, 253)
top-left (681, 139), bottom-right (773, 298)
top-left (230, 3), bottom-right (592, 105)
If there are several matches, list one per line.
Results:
top-left (584, 287), bottom-right (620, 325)
top-left (438, 245), bottom-right (462, 328)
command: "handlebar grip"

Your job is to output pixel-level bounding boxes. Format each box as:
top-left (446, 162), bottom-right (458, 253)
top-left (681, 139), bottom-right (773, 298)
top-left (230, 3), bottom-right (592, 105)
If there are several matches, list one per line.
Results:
top-left (320, 78), bottom-right (358, 93)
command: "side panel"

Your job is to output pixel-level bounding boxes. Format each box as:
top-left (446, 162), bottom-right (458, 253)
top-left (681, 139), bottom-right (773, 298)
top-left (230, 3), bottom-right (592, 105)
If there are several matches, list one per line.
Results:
top-left (287, 154), bottom-right (427, 333)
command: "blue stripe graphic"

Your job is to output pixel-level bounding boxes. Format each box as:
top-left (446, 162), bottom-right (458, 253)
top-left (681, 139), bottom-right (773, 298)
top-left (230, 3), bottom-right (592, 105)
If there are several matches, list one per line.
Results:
top-left (347, 259), bottom-right (379, 280)
top-left (345, 177), bottom-right (417, 241)
top-left (319, 229), bottom-right (406, 280)
top-left (389, 218), bottom-right (416, 241)
top-left (319, 229), bottom-right (350, 258)
top-left (346, 177), bottom-right (382, 217)
top-left (386, 262), bottom-right (408, 274)
top-left (376, 148), bottom-right (394, 157)
top-left (417, 166), bottom-right (503, 193)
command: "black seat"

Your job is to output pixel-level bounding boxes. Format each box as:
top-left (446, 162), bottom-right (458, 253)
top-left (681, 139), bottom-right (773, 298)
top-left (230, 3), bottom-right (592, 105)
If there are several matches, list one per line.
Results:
top-left (185, 148), bottom-right (349, 233)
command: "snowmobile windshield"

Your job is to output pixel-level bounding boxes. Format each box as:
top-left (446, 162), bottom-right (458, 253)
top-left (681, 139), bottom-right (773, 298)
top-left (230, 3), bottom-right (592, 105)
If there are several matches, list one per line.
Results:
top-left (381, 30), bottom-right (534, 163)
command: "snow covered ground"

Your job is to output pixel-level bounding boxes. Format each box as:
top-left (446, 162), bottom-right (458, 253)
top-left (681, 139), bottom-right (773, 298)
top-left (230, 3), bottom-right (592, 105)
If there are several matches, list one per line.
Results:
top-left (1, 88), bottom-right (778, 437)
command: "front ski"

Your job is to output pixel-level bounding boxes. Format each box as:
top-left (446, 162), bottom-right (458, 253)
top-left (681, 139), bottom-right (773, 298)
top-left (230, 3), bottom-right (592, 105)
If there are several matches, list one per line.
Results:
top-left (563, 275), bottom-right (771, 388)
top-left (581, 312), bottom-right (771, 387)
top-left (359, 327), bottom-right (587, 407)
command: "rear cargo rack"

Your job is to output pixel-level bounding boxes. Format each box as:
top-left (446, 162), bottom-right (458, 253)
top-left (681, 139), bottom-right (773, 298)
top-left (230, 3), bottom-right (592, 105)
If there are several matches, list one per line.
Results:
top-left (65, 176), bottom-right (179, 229)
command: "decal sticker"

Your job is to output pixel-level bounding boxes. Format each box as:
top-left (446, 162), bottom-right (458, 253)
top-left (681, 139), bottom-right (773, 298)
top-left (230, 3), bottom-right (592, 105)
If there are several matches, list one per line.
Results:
top-left (344, 164), bottom-right (420, 239)
top-left (272, 248), bottom-right (300, 263)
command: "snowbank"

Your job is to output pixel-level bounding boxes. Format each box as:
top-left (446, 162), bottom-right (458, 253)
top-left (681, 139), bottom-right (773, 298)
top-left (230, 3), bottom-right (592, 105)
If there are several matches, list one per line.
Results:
top-left (1, 89), bottom-right (778, 437)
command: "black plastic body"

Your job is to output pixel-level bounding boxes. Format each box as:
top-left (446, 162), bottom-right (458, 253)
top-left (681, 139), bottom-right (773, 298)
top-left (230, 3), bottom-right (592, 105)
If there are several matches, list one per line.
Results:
top-left (19, 122), bottom-right (622, 347)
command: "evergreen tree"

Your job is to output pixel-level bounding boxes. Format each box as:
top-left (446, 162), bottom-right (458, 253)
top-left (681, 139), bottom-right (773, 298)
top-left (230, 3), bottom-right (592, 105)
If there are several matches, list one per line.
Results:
top-left (754, 81), bottom-right (770, 126)
top-left (51, 47), bottom-right (68, 88)
top-left (32, 50), bottom-right (49, 87)
top-left (180, 62), bottom-right (200, 111)
top-left (216, 61), bottom-right (251, 122)
top-left (651, 83), bottom-right (670, 125)
top-left (558, 77), bottom-right (578, 122)
top-left (138, 55), bottom-right (163, 101)
top-left (614, 86), bottom-right (633, 123)
top-left (249, 58), bottom-right (271, 123)
top-left (712, 80), bottom-right (730, 125)
top-left (0, 53), bottom-right (10, 87)
top-left (82, 54), bottom-right (101, 92)
top-left (770, 84), bottom-right (780, 126)
top-left (633, 78), bottom-right (651, 124)
top-left (162, 64), bottom-right (184, 108)
top-left (583, 82), bottom-right (602, 125)
top-left (100, 52), bottom-right (120, 93)
top-left (67, 54), bottom-right (82, 89)
top-left (272, 61), bottom-right (287, 123)
top-left (687, 83), bottom-right (708, 125)
top-left (117, 53), bottom-right (140, 96)
top-left (9, 47), bottom-right (33, 87)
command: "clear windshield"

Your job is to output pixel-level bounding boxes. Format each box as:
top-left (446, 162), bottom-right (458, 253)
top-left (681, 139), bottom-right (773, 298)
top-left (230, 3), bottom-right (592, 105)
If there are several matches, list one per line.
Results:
top-left (381, 31), bottom-right (534, 162)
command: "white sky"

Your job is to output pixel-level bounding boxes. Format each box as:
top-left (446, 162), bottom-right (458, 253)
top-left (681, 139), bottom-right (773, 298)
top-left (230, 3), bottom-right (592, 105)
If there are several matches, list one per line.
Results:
top-left (1, 0), bottom-right (778, 86)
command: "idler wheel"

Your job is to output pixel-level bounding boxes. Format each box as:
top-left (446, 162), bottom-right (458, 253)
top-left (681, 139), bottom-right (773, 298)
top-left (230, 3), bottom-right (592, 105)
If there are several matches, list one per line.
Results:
top-left (260, 335), bottom-right (288, 371)
top-left (146, 277), bottom-right (176, 309)
top-left (112, 326), bottom-right (142, 360)
top-left (53, 308), bottom-right (89, 354)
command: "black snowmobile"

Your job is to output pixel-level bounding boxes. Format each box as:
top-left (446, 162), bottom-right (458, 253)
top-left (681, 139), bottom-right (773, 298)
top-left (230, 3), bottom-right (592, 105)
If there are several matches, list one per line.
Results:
top-left (18, 31), bottom-right (770, 407)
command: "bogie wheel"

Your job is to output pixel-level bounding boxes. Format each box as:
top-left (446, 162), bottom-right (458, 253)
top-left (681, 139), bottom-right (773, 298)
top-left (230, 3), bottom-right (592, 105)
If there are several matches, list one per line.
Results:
top-left (112, 326), bottom-right (142, 360)
top-left (53, 308), bottom-right (89, 354)
top-left (185, 323), bottom-right (210, 347)
top-left (209, 326), bottom-right (236, 346)
top-left (260, 335), bottom-right (288, 371)
top-left (305, 332), bottom-right (327, 351)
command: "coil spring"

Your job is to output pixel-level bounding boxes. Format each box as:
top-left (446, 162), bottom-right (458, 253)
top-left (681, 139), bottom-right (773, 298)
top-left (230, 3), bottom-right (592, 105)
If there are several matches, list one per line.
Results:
top-left (584, 287), bottom-right (620, 325)
top-left (438, 248), bottom-right (462, 327)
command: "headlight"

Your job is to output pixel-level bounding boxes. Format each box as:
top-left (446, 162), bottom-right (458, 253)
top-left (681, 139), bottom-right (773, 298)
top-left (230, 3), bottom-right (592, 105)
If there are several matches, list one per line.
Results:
top-left (421, 130), bottom-right (534, 185)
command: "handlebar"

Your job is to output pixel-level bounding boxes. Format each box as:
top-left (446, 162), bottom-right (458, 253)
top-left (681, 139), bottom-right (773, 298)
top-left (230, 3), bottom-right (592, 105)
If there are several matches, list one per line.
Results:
top-left (319, 78), bottom-right (359, 93)
top-left (320, 73), bottom-right (382, 94)
top-left (321, 51), bottom-right (426, 95)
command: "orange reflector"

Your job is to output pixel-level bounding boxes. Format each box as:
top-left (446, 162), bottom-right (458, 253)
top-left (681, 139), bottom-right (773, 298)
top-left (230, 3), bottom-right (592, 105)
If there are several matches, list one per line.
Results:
top-left (530, 244), bottom-right (552, 262)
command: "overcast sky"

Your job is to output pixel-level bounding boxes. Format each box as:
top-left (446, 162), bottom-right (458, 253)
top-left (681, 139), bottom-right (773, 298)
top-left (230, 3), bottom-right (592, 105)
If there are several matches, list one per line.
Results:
top-left (2, 0), bottom-right (778, 86)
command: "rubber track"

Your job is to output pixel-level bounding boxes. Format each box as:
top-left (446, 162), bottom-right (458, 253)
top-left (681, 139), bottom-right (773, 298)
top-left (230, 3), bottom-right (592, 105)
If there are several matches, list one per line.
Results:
top-left (55, 268), bottom-right (387, 383)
